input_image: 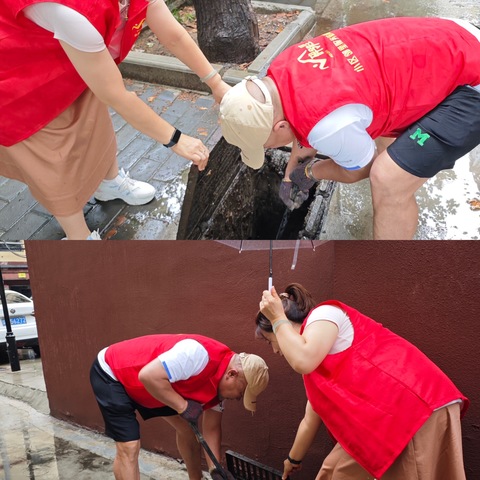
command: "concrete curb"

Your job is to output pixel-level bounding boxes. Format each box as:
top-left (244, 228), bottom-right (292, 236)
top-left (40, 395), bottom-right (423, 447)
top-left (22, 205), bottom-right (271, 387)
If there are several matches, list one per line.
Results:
top-left (119, 2), bottom-right (316, 88)
top-left (0, 377), bottom-right (49, 415)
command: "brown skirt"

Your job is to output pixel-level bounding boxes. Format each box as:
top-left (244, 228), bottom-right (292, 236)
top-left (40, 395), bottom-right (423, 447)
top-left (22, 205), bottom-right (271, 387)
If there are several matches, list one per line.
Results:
top-left (0, 89), bottom-right (116, 217)
top-left (317, 403), bottom-right (466, 480)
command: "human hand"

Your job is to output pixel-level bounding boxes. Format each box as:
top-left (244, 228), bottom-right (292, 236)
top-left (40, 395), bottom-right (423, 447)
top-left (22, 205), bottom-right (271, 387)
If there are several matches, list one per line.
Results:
top-left (279, 180), bottom-right (310, 210)
top-left (259, 286), bottom-right (285, 323)
top-left (282, 458), bottom-right (302, 479)
top-left (179, 400), bottom-right (203, 424)
top-left (171, 134), bottom-right (209, 171)
top-left (279, 180), bottom-right (295, 210)
top-left (210, 468), bottom-right (235, 480)
top-left (289, 158), bottom-right (318, 192)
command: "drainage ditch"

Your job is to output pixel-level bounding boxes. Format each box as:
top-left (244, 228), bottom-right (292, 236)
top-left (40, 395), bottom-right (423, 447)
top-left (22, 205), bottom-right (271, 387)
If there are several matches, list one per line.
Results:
top-left (177, 138), bottom-right (335, 240)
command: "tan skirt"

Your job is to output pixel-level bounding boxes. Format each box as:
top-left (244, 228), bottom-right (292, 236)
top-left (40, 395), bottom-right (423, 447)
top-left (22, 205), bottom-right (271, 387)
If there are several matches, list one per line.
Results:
top-left (0, 89), bottom-right (116, 217)
top-left (317, 403), bottom-right (466, 480)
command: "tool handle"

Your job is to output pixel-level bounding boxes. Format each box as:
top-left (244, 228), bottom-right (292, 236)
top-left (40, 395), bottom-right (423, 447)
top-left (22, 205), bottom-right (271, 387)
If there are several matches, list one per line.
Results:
top-left (189, 422), bottom-right (229, 479)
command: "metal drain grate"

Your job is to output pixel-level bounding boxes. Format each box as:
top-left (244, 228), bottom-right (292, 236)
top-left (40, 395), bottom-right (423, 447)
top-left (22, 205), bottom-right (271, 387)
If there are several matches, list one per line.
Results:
top-left (226, 450), bottom-right (288, 480)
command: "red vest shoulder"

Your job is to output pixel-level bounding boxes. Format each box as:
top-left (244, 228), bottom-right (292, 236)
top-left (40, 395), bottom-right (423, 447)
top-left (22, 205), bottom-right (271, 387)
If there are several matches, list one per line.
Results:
top-left (0, 0), bottom-right (149, 146)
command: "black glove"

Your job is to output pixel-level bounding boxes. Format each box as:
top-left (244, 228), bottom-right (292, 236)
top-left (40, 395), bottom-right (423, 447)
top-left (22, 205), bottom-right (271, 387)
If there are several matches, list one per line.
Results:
top-left (289, 158), bottom-right (318, 192)
top-left (178, 400), bottom-right (203, 424)
top-left (279, 179), bottom-right (310, 210)
top-left (210, 468), bottom-right (235, 480)
top-left (279, 180), bottom-right (295, 210)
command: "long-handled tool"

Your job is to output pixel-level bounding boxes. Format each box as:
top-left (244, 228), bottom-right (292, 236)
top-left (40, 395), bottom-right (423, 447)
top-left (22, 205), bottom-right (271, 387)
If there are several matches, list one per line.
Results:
top-left (189, 421), bottom-right (229, 479)
top-left (268, 240), bottom-right (273, 291)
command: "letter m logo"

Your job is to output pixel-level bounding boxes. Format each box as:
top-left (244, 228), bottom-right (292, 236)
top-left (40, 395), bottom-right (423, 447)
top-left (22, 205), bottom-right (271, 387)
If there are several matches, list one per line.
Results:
top-left (409, 128), bottom-right (430, 146)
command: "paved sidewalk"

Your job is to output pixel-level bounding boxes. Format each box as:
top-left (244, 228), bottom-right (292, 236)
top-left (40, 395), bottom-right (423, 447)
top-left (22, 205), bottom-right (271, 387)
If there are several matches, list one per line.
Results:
top-left (0, 356), bottom-right (193, 479)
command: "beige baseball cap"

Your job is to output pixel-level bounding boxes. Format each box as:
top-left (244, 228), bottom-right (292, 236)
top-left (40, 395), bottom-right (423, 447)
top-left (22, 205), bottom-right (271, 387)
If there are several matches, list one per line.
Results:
top-left (219, 76), bottom-right (274, 169)
top-left (239, 352), bottom-right (269, 412)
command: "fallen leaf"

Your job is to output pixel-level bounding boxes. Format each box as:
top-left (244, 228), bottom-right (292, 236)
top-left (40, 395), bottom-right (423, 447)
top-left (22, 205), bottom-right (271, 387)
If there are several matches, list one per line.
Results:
top-left (467, 198), bottom-right (480, 210)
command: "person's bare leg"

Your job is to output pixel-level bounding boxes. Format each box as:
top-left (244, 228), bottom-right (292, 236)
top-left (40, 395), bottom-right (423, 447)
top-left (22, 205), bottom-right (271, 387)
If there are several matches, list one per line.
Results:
top-left (55, 210), bottom-right (91, 240)
top-left (370, 151), bottom-right (428, 240)
top-left (103, 157), bottom-right (119, 181)
top-left (163, 416), bottom-right (203, 480)
top-left (375, 136), bottom-right (395, 155)
top-left (114, 440), bottom-right (141, 480)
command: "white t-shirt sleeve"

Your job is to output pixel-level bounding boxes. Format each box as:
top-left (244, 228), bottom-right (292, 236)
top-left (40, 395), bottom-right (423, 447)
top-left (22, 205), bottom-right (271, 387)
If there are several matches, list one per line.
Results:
top-left (158, 339), bottom-right (209, 382)
top-left (307, 104), bottom-right (376, 170)
top-left (305, 304), bottom-right (354, 353)
top-left (24, 2), bottom-right (106, 52)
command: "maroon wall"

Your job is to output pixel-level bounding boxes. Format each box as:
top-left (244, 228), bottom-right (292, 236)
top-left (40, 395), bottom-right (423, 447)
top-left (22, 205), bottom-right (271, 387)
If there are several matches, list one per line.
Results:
top-left (25, 240), bottom-right (479, 479)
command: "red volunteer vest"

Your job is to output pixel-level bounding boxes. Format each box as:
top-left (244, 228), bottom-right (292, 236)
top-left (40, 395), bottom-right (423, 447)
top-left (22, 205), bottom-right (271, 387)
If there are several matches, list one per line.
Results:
top-left (105, 334), bottom-right (234, 409)
top-left (0, 0), bottom-right (149, 146)
top-left (268, 17), bottom-right (480, 147)
top-left (301, 301), bottom-right (468, 478)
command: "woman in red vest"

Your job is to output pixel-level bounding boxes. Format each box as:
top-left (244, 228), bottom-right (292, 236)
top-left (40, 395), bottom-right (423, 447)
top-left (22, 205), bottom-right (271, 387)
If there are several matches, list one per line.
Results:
top-left (0, 0), bottom-right (229, 239)
top-left (256, 283), bottom-right (468, 480)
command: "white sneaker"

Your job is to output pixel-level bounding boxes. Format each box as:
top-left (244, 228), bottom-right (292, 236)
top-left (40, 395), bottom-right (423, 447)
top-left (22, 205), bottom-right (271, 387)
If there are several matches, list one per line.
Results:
top-left (62, 229), bottom-right (102, 240)
top-left (87, 230), bottom-right (102, 240)
top-left (94, 168), bottom-right (156, 205)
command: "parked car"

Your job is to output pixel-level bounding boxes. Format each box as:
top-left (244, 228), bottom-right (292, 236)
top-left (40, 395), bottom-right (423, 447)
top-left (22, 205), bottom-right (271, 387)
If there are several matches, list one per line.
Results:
top-left (0, 289), bottom-right (39, 363)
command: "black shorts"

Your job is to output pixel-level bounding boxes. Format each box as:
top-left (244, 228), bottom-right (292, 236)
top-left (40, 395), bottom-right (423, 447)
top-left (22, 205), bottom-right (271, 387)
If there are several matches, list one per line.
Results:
top-left (90, 358), bottom-right (177, 442)
top-left (387, 85), bottom-right (480, 178)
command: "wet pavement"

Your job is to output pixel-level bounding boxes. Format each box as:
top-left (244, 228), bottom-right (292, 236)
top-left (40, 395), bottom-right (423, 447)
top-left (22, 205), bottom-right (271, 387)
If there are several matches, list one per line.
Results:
top-left (0, 0), bottom-right (479, 240)
top-left (0, 356), bottom-right (192, 480)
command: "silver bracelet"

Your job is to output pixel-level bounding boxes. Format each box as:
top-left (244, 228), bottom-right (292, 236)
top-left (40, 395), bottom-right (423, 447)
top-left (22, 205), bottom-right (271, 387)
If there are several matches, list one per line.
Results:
top-left (272, 319), bottom-right (290, 335)
top-left (305, 159), bottom-right (320, 181)
top-left (199, 69), bottom-right (217, 83)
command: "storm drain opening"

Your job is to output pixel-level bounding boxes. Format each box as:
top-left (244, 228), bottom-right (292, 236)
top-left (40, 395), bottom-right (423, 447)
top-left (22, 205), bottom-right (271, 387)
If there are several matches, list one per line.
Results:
top-left (226, 450), bottom-right (287, 480)
top-left (177, 138), bottom-right (336, 240)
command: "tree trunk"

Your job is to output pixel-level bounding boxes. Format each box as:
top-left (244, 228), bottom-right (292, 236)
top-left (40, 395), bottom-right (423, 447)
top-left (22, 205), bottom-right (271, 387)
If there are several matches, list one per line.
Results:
top-left (191, 0), bottom-right (259, 63)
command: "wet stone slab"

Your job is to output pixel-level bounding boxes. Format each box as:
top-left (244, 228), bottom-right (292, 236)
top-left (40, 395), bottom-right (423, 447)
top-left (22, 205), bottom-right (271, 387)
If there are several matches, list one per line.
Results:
top-left (0, 395), bottom-right (190, 479)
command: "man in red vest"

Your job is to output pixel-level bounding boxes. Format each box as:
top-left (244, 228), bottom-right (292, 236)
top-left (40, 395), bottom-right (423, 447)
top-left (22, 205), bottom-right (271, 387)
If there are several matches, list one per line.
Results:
top-left (256, 283), bottom-right (468, 479)
top-left (0, 0), bottom-right (229, 239)
top-left (219, 17), bottom-right (480, 239)
top-left (90, 334), bottom-right (269, 480)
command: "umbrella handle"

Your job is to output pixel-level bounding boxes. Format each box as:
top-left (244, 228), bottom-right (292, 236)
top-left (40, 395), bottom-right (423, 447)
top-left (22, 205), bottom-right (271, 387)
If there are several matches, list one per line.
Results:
top-left (189, 422), bottom-right (229, 479)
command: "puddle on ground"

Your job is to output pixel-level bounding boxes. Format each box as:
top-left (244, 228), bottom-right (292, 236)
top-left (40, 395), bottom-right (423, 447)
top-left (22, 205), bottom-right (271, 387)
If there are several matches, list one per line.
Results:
top-left (0, 424), bottom-right (114, 479)
top-left (416, 149), bottom-right (480, 239)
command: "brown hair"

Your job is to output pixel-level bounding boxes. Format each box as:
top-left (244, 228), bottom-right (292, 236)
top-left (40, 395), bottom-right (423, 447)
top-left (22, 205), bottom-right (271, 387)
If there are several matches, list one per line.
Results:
top-left (255, 283), bottom-right (316, 333)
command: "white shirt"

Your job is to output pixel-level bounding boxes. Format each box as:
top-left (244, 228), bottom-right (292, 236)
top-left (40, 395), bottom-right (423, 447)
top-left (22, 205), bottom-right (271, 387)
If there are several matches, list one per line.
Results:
top-left (305, 304), bottom-right (354, 353)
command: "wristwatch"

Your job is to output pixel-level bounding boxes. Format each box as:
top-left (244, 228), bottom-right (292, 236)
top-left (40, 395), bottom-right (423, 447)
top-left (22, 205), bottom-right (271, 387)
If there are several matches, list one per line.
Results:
top-left (163, 128), bottom-right (182, 148)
